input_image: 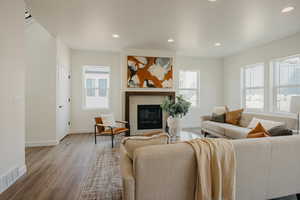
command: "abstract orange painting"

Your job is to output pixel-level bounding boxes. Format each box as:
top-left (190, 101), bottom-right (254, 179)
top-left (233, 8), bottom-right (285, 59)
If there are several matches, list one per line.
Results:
top-left (127, 56), bottom-right (173, 88)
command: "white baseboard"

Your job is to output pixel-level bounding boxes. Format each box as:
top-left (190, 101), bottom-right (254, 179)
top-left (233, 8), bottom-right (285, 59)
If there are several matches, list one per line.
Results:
top-left (68, 130), bottom-right (93, 134)
top-left (25, 140), bottom-right (59, 147)
top-left (0, 164), bottom-right (27, 194)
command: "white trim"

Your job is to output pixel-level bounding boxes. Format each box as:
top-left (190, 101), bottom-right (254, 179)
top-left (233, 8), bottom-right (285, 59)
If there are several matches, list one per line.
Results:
top-left (82, 65), bottom-right (111, 110)
top-left (241, 63), bottom-right (265, 111)
top-left (177, 70), bottom-right (200, 107)
top-left (25, 140), bottom-right (59, 147)
top-left (0, 164), bottom-right (27, 194)
top-left (271, 54), bottom-right (300, 113)
top-left (68, 130), bottom-right (93, 134)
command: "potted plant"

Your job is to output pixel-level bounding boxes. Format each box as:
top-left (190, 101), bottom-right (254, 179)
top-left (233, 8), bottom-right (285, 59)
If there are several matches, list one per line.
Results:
top-left (161, 95), bottom-right (191, 137)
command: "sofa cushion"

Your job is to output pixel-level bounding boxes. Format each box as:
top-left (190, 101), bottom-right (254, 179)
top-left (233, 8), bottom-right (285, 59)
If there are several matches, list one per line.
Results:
top-left (201, 121), bottom-right (226, 136)
top-left (224, 125), bottom-right (251, 139)
top-left (122, 133), bottom-right (169, 160)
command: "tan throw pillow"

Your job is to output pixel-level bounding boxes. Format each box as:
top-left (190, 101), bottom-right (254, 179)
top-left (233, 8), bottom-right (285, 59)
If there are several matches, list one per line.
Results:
top-left (247, 122), bottom-right (271, 138)
top-left (225, 109), bottom-right (244, 125)
top-left (122, 133), bottom-right (169, 160)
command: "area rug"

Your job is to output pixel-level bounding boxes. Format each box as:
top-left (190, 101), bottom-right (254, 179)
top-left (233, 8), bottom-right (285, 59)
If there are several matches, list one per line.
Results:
top-left (78, 137), bottom-right (123, 200)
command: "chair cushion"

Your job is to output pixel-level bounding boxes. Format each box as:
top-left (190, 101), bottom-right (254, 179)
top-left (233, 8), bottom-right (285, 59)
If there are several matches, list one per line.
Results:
top-left (122, 133), bottom-right (169, 160)
top-left (100, 127), bottom-right (129, 135)
top-left (101, 113), bottom-right (116, 127)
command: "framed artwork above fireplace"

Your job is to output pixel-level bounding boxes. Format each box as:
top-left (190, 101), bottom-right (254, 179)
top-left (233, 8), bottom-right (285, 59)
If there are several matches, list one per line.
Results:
top-left (127, 56), bottom-right (173, 88)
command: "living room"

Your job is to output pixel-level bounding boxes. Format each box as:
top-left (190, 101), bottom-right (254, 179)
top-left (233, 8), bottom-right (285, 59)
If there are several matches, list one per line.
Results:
top-left (1, 0), bottom-right (300, 200)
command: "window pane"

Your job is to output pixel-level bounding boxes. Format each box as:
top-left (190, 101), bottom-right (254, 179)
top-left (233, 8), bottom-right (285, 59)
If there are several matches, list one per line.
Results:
top-left (179, 71), bottom-right (198, 89)
top-left (245, 88), bottom-right (264, 110)
top-left (276, 87), bottom-right (300, 112)
top-left (245, 64), bottom-right (264, 88)
top-left (98, 79), bottom-right (107, 97)
top-left (278, 57), bottom-right (300, 86)
top-left (86, 79), bottom-right (95, 96)
top-left (178, 90), bottom-right (197, 106)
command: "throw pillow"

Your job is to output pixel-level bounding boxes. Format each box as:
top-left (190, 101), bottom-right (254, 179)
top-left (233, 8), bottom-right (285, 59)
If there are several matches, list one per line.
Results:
top-left (122, 133), bottom-right (169, 160)
top-left (225, 109), bottom-right (244, 125)
top-left (212, 106), bottom-right (229, 115)
top-left (247, 118), bottom-right (284, 130)
top-left (211, 106), bottom-right (229, 123)
top-left (268, 125), bottom-right (293, 137)
top-left (247, 122), bottom-right (271, 138)
top-left (211, 113), bottom-right (226, 123)
top-left (101, 113), bottom-right (116, 127)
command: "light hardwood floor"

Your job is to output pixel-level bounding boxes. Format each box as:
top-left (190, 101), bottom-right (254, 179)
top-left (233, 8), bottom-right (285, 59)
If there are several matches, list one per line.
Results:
top-left (0, 134), bottom-right (103, 200)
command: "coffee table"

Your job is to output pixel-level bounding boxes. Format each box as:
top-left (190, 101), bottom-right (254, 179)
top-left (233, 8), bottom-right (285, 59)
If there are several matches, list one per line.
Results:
top-left (170, 130), bottom-right (203, 143)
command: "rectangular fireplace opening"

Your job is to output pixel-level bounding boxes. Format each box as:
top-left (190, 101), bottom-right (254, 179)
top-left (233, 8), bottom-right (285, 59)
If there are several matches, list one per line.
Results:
top-left (137, 105), bottom-right (163, 130)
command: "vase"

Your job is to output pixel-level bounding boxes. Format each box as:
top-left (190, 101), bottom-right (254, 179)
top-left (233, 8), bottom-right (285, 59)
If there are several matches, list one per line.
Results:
top-left (167, 116), bottom-right (182, 138)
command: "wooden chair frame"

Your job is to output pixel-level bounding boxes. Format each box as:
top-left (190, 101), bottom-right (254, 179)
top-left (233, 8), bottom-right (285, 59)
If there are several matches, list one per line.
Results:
top-left (94, 120), bottom-right (130, 148)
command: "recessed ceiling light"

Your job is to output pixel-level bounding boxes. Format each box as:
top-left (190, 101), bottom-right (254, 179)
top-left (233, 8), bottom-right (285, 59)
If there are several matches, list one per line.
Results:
top-left (208, 0), bottom-right (217, 2)
top-left (281, 6), bottom-right (295, 13)
top-left (168, 38), bottom-right (175, 43)
top-left (215, 42), bottom-right (221, 47)
top-left (112, 34), bottom-right (120, 38)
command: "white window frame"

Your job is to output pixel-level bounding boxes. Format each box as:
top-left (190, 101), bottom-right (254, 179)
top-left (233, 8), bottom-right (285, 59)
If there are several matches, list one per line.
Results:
top-left (177, 70), bottom-right (200, 107)
top-left (271, 54), bottom-right (300, 114)
top-left (82, 65), bottom-right (110, 110)
top-left (241, 63), bottom-right (265, 112)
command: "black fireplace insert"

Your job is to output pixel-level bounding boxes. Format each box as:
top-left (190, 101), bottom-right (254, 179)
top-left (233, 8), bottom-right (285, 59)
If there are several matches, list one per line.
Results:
top-left (137, 105), bottom-right (163, 130)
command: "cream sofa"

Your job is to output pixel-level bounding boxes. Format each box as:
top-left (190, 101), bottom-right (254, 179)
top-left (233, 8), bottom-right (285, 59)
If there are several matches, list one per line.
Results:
top-left (120, 135), bottom-right (300, 200)
top-left (201, 112), bottom-right (297, 139)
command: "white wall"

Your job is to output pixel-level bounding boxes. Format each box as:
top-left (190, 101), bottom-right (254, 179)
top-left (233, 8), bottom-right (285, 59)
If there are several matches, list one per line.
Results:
top-left (0, 0), bottom-right (26, 191)
top-left (176, 56), bottom-right (224, 127)
top-left (224, 32), bottom-right (300, 110)
top-left (25, 21), bottom-right (71, 146)
top-left (70, 49), bottom-right (224, 132)
top-left (25, 20), bottom-right (57, 146)
top-left (70, 50), bottom-right (122, 133)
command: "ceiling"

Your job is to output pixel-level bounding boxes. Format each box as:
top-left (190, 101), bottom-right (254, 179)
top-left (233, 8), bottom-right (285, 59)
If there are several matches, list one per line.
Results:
top-left (26, 0), bottom-right (300, 58)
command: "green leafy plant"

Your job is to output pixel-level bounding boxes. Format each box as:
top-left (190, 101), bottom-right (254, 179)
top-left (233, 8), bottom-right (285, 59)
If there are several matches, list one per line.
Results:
top-left (161, 95), bottom-right (191, 118)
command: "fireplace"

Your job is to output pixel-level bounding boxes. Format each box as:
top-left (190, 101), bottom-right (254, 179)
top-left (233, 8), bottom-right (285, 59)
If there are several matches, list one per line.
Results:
top-left (137, 105), bottom-right (163, 130)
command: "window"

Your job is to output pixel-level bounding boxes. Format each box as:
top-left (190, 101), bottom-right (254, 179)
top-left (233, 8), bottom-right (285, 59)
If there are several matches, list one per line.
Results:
top-left (273, 55), bottom-right (300, 113)
top-left (83, 66), bottom-right (110, 109)
top-left (178, 70), bottom-right (200, 106)
top-left (241, 63), bottom-right (265, 111)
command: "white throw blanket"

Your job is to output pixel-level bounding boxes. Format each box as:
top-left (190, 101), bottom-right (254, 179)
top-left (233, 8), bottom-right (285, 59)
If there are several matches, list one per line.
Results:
top-left (186, 138), bottom-right (236, 200)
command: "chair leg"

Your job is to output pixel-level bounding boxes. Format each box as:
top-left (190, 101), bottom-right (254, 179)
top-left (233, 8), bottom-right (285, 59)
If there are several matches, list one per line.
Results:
top-left (94, 125), bottom-right (97, 144)
top-left (296, 193), bottom-right (300, 200)
top-left (111, 134), bottom-right (114, 148)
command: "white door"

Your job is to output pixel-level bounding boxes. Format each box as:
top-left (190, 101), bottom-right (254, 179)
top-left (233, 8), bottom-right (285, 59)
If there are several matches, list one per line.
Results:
top-left (56, 64), bottom-right (71, 141)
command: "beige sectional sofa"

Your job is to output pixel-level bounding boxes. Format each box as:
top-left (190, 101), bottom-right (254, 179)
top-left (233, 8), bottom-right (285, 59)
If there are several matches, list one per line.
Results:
top-left (120, 135), bottom-right (300, 200)
top-left (201, 112), bottom-right (297, 139)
